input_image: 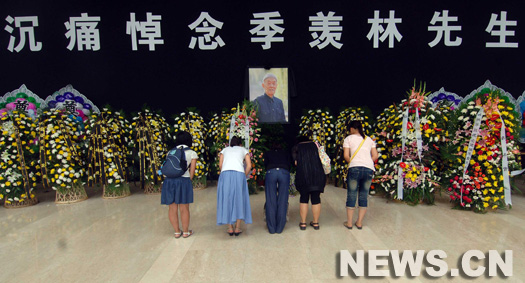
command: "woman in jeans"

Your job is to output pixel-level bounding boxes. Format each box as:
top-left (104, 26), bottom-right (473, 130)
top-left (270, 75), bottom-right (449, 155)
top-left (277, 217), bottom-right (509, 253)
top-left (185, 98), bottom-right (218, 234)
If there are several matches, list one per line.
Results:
top-left (342, 120), bottom-right (378, 229)
top-left (263, 142), bottom-right (291, 234)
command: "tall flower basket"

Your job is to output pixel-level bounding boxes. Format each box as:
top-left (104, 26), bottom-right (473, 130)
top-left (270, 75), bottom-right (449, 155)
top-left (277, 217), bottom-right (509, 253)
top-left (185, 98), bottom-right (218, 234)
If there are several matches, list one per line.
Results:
top-left (173, 109), bottom-right (209, 190)
top-left (444, 82), bottom-right (521, 212)
top-left (372, 84), bottom-right (448, 205)
top-left (131, 110), bottom-right (171, 194)
top-left (0, 111), bottom-right (39, 208)
top-left (229, 102), bottom-right (263, 192)
top-left (85, 109), bottom-right (131, 199)
top-left (39, 109), bottom-right (88, 204)
top-left (209, 102), bottom-right (263, 194)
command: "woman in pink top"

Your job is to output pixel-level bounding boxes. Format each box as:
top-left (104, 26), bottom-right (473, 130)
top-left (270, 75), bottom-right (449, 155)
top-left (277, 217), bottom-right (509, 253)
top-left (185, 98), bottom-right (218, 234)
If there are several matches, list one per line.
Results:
top-left (342, 120), bottom-right (378, 230)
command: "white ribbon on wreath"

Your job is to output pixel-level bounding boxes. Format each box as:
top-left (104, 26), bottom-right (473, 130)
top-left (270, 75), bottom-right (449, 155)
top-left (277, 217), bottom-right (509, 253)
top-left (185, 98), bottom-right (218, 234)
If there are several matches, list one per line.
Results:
top-left (461, 107), bottom-right (484, 206)
top-left (228, 112), bottom-right (251, 150)
top-left (397, 107), bottom-right (409, 200)
top-left (497, 109), bottom-right (511, 205)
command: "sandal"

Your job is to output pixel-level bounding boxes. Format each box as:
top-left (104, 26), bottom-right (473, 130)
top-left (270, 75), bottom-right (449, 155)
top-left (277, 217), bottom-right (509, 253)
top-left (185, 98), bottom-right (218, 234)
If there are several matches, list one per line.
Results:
top-left (227, 229), bottom-right (234, 236)
top-left (174, 232), bottom-right (182, 238)
top-left (355, 222), bottom-right (362, 230)
top-left (309, 221), bottom-right (320, 230)
top-left (234, 229), bottom-right (243, 236)
top-left (299, 222), bottom-right (307, 230)
top-left (182, 230), bottom-right (194, 238)
top-left (343, 221), bottom-right (352, 229)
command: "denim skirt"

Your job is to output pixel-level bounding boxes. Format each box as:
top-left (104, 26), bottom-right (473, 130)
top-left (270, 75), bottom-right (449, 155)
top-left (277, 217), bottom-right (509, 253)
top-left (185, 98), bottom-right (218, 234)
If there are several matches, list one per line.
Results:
top-left (161, 177), bottom-right (193, 205)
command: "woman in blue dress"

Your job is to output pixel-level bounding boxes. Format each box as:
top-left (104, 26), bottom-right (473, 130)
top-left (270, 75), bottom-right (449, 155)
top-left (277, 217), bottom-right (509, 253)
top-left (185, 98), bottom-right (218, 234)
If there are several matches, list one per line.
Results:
top-left (160, 131), bottom-right (198, 238)
top-left (216, 136), bottom-right (253, 236)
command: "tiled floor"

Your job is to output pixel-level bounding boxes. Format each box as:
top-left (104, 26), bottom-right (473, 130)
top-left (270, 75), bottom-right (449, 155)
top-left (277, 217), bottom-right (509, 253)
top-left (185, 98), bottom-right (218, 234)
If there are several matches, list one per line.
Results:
top-left (1, 183), bottom-right (524, 282)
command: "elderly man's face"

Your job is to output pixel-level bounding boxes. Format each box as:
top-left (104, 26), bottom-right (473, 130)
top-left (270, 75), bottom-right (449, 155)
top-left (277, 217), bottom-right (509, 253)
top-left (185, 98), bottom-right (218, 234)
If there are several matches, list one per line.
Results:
top-left (262, 77), bottom-right (277, 97)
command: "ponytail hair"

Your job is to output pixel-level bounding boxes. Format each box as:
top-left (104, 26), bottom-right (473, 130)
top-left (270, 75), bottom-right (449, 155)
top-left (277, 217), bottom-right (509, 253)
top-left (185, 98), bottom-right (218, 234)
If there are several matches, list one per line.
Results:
top-left (348, 120), bottom-right (365, 139)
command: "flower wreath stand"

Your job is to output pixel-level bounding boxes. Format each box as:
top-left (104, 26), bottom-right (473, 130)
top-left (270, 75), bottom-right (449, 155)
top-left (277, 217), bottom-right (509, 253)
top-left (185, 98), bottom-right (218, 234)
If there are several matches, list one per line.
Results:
top-left (132, 110), bottom-right (169, 195)
top-left (445, 82), bottom-right (521, 212)
top-left (372, 84), bottom-right (445, 205)
top-left (39, 109), bottom-right (88, 204)
top-left (54, 185), bottom-right (87, 204)
top-left (207, 109), bottom-right (233, 180)
top-left (102, 183), bottom-right (131, 199)
top-left (1, 111), bottom-right (39, 208)
top-left (4, 194), bottom-right (38, 208)
top-left (86, 111), bottom-right (131, 199)
top-left (173, 109), bottom-right (210, 191)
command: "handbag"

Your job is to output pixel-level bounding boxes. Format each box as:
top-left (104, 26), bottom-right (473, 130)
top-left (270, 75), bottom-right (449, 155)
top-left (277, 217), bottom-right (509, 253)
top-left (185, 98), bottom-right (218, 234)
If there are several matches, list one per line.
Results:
top-left (315, 142), bottom-right (331, 174)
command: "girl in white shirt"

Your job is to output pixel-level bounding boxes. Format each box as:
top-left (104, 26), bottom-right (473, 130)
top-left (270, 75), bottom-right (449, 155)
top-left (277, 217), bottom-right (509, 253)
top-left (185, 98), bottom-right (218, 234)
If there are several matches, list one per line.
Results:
top-left (217, 136), bottom-right (253, 236)
top-left (342, 121), bottom-right (378, 230)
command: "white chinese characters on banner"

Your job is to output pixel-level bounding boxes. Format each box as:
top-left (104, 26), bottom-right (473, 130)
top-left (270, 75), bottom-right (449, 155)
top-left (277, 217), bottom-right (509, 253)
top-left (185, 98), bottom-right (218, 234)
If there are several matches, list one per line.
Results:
top-left (367, 10), bottom-right (403, 48)
top-left (5, 15), bottom-right (42, 52)
top-left (188, 12), bottom-right (225, 50)
top-left (65, 13), bottom-right (101, 51)
top-left (126, 12), bottom-right (164, 51)
top-left (309, 11), bottom-right (343, 49)
top-left (250, 11), bottom-right (284, 50)
top-left (485, 11), bottom-right (518, 48)
top-left (428, 10), bottom-right (462, 47)
top-left (0, 9), bottom-right (522, 52)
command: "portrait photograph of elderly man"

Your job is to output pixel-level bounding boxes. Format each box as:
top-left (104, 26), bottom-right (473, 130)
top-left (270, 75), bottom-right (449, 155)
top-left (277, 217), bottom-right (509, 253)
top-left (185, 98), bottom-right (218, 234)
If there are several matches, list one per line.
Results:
top-left (249, 68), bottom-right (289, 123)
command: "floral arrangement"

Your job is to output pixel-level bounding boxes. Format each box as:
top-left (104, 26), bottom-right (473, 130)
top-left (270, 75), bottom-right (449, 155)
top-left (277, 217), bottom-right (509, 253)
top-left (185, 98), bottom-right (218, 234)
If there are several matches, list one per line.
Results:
top-left (0, 110), bottom-right (39, 206)
top-left (248, 147), bottom-right (265, 188)
top-left (39, 109), bottom-right (87, 202)
top-left (373, 85), bottom-right (449, 204)
top-left (45, 85), bottom-right (100, 122)
top-left (208, 102), bottom-right (263, 192)
top-left (428, 89), bottom-right (462, 109)
top-left (207, 109), bottom-right (233, 177)
top-left (444, 88), bottom-right (521, 212)
top-left (172, 109), bottom-right (209, 188)
top-left (227, 102), bottom-right (264, 190)
top-left (0, 85), bottom-right (44, 119)
top-left (298, 109), bottom-right (336, 155)
top-left (131, 109), bottom-right (171, 193)
top-left (425, 90), bottom-right (460, 176)
top-left (333, 107), bottom-right (372, 186)
top-left (372, 109), bottom-right (391, 172)
top-left (85, 109), bottom-right (131, 198)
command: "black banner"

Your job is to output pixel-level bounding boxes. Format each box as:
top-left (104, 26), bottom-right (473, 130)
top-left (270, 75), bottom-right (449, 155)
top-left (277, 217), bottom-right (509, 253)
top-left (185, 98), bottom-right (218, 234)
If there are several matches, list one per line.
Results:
top-left (1, 0), bottom-right (523, 125)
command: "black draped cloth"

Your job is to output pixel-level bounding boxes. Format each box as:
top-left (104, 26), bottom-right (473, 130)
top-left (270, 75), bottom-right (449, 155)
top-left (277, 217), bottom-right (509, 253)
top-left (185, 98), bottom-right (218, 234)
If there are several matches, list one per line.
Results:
top-left (293, 141), bottom-right (326, 193)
